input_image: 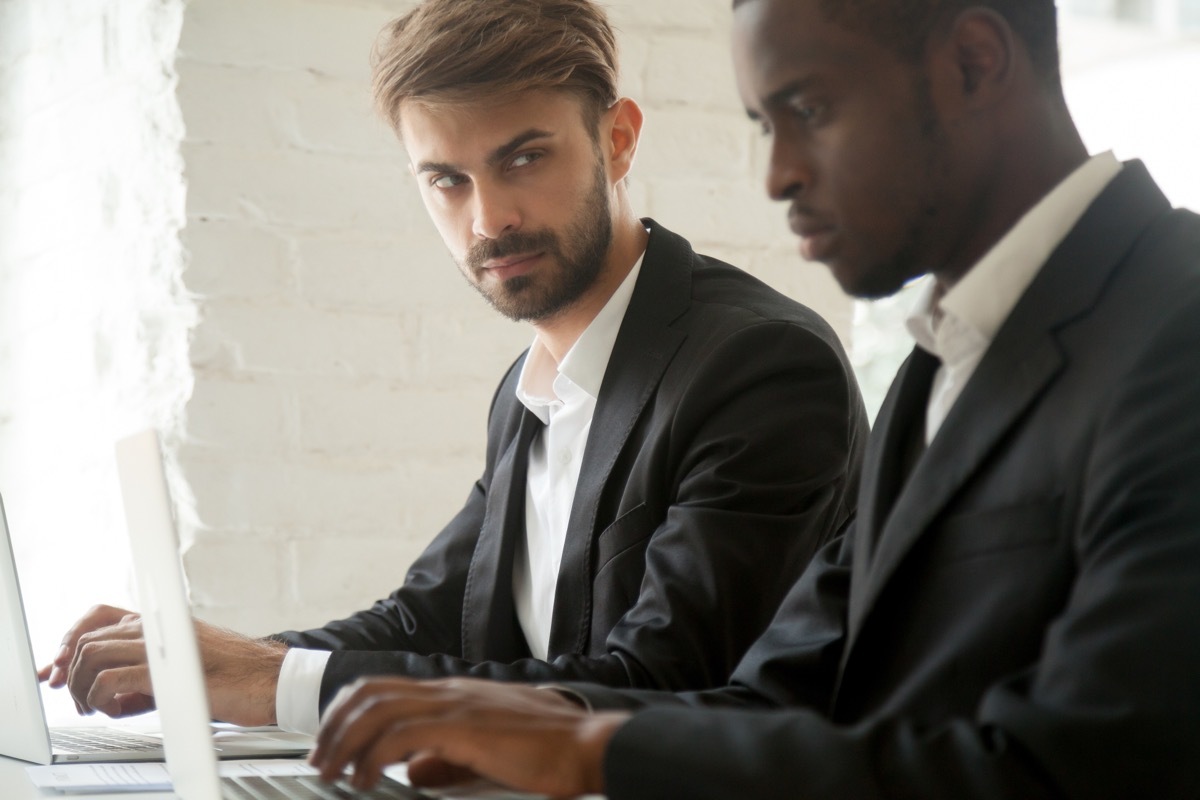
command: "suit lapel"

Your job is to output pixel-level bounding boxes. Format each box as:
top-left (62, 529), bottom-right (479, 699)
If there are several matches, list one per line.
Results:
top-left (546, 220), bottom-right (691, 656)
top-left (845, 161), bottom-right (1172, 642)
top-left (461, 408), bottom-right (542, 662)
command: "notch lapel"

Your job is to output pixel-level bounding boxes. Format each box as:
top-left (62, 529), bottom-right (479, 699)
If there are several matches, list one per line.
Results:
top-left (461, 408), bottom-right (542, 662)
top-left (846, 337), bottom-right (1064, 635)
top-left (546, 221), bottom-right (691, 656)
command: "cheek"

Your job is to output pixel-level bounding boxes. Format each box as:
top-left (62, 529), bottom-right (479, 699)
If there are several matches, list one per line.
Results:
top-left (833, 138), bottom-right (929, 236)
top-left (419, 193), bottom-right (470, 253)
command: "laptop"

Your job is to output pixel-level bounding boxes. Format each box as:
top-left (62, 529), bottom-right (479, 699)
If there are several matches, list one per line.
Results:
top-left (0, 452), bottom-right (314, 765)
top-left (0, 491), bottom-right (171, 764)
top-left (117, 429), bottom-right (431, 799)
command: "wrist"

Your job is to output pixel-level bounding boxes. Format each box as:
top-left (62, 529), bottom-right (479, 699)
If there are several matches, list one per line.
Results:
top-left (575, 711), bottom-right (630, 794)
top-left (253, 639), bottom-right (288, 725)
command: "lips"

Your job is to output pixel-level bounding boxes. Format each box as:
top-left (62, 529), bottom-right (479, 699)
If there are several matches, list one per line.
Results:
top-left (484, 253), bottom-right (537, 268)
top-left (481, 252), bottom-right (543, 280)
top-left (788, 210), bottom-right (836, 263)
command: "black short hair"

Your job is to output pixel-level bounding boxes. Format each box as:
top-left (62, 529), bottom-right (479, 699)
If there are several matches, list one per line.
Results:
top-left (735, 0), bottom-right (1062, 87)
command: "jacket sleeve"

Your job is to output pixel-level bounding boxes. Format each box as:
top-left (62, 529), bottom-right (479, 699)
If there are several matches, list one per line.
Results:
top-left (562, 527), bottom-right (854, 713)
top-left (272, 481), bottom-right (487, 656)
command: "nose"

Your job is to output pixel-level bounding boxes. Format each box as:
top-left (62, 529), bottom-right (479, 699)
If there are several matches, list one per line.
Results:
top-left (470, 181), bottom-right (521, 240)
top-left (765, 130), bottom-right (812, 203)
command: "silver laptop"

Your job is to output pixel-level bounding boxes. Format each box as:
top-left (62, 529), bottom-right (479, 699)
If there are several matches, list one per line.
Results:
top-left (118, 429), bottom-right (428, 799)
top-left (0, 491), bottom-right (170, 764)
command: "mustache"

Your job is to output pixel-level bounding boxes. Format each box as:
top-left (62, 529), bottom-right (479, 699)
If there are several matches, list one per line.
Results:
top-left (466, 230), bottom-right (559, 271)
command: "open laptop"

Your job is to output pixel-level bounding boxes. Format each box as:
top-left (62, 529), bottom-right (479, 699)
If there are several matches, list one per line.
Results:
top-left (0, 450), bottom-right (314, 766)
top-left (117, 429), bottom-right (430, 799)
top-left (0, 491), bottom-right (171, 764)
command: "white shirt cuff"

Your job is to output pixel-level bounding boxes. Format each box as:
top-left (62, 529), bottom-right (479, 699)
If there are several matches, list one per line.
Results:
top-left (276, 648), bottom-right (332, 735)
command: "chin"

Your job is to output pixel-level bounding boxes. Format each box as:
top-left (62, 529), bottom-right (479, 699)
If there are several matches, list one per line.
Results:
top-left (829, 258), bottom-right (920, 301)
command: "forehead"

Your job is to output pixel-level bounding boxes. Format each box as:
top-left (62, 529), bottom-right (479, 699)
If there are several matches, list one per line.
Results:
top-left (732, 0), bottom-right (901, 104)
top-left (398, 90), bottom-right (590, 163)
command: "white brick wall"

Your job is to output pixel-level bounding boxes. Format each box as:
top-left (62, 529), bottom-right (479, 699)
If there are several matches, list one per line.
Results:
top-left (0, 0), bottom-right (190, 723)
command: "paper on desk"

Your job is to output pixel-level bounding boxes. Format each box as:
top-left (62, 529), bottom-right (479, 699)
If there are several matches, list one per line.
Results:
top-left (26, 759), bottom-right (319, 793)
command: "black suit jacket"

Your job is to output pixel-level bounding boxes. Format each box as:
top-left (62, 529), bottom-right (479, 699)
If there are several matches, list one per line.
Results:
top-left (594, 165), bottom-right (1200, 798)
top-left (278, 220), bottom-right (868, 710)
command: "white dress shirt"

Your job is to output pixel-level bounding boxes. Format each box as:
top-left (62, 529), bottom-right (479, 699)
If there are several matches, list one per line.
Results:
top-left (906, 152), bottom-right (1122, 444)
top-left (513, 254), bottom-right (644, 659)
top-left (275, 252), bottom-right (646, 734)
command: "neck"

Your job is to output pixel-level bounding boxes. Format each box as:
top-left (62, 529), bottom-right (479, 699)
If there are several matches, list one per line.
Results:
top-left (533, 188), bottom-right (648, 363)
top-left (934, 104), bottom-right (1090, 292)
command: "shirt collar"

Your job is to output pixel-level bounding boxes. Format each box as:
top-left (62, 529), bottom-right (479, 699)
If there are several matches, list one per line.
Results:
top-left (515, 250), bottom-right (647, 422)
top-left (907, 151), bottom-right (1122, 358)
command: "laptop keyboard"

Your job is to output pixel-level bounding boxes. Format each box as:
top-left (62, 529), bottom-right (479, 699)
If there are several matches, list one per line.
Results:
top-left (221, 774), bottom-right (432, 800)
top-left (50, 728), bottom-right (162, 754)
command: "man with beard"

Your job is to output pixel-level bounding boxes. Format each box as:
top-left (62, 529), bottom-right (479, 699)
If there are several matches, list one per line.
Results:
top-left (44, 0), bottom-right (868, 736)
top-left (299, 0), bottom-right (1200, 798)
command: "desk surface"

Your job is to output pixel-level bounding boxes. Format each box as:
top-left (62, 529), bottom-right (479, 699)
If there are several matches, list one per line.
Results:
top-left (0, 752), bottom-right (584, 799)
top-left (0, 754), bottom-right (177, 799)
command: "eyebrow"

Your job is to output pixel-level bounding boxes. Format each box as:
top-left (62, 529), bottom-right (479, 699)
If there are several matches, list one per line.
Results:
top-left (414, 128), bottom-right (556, 175)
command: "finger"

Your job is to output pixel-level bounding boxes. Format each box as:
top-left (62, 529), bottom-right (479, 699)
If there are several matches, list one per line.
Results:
top-left (111, 692), bottom-right (157, 718)
top-left (406, 752), bottom-right (480, 789)
top-left (56, 605), bottom-right (138, 666)
top-left (315, 691), bottom-right (425, 783)
top-left (347, 719), bottom-right (506, 793)
top-left (348, 724), bottom-right (437, 791)
top-left (46, 642), bottom-right (75, 687)
top-left (66, 638), bottom-right (149, 714)
top-left (85, 665), bottom-right (154, 718)
top-left (313, 678), bottom-right (417, 763)
top-left (66, 621), bottom-right (146, 692)
top-left (356, 712), bottom-right (616, 798)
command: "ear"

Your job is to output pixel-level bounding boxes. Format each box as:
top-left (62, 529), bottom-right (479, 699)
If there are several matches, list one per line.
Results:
top-left (941, 9), bottom-right (1016, 106)
top-left (602, 97), bottom-right (643, 183)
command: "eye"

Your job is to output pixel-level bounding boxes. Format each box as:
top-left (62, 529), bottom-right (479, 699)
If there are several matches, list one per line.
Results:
top-left (787, 97), bottom-right (823, 123)
top-left (431, 173), bottom-right (467, 189)
top-left (509, 151), bottom-right (542, 169)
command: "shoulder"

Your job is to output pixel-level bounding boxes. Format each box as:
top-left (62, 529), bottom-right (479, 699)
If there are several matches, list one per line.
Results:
top-left (679, 253), bottom-right (849, 365)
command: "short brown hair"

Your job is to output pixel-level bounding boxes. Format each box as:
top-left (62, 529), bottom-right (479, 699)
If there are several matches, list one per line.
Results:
top-left (371, 0), bottom-right (620, 134)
